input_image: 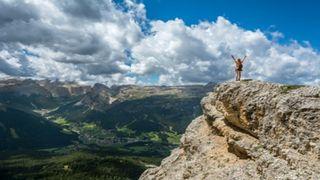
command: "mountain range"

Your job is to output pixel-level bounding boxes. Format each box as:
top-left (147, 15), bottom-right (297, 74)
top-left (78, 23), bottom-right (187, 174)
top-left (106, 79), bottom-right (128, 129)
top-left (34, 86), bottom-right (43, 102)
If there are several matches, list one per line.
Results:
top-left (0, 78), bottom-right (214, 179)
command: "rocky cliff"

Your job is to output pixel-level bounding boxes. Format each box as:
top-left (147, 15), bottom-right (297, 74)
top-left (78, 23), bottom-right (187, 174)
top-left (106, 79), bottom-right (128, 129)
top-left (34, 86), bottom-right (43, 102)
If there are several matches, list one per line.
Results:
top-left (140, 80), bottom-right (320, 180)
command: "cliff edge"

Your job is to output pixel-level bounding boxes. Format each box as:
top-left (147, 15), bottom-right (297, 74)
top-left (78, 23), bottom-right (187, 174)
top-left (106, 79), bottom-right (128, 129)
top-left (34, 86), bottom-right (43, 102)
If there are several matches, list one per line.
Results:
top-left (140, 80), bottom-right (320, 180)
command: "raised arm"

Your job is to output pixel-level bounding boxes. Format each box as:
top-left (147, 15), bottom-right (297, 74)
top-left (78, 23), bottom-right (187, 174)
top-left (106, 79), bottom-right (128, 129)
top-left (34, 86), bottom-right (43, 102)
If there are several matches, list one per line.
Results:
top-left (241, 55), bottom-right (247, 63)
top-left (231, 55), bottom-right (236, 62)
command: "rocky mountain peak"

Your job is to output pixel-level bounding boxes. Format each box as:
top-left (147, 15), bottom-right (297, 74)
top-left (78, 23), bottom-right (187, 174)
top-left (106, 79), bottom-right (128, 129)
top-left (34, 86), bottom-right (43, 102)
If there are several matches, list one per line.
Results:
top-left (140, 80), bottom-right (320, 179)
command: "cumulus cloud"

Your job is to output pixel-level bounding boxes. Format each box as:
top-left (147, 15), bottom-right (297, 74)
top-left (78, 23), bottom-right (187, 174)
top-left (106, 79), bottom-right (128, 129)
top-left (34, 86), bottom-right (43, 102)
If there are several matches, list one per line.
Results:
top-left (0, 0), bottom-right (143, 85)
top-left (0, 0), bottom-right (319, 85)
top-left (131, 17), bottom-right (320, 85)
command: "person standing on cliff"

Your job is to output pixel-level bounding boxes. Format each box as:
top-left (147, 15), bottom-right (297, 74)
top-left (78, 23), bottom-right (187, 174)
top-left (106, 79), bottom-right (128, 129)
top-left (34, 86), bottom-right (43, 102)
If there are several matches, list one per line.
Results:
top-left (231, 55), bottom-right (247, 81)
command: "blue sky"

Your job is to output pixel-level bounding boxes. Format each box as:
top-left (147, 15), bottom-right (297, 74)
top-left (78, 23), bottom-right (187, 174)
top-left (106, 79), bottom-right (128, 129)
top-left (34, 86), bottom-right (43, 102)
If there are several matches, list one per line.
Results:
top-left (139, 0), bottom-right (320, 50)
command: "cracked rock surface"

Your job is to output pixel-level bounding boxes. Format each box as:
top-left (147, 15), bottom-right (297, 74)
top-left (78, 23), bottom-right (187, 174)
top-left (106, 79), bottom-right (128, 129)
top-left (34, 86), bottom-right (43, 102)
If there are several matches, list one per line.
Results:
top-left (139, 81), bottom-right (320, 180)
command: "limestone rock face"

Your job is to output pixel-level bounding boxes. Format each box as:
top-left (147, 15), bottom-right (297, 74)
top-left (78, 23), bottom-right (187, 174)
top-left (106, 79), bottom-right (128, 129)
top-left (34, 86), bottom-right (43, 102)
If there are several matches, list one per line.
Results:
top-left (140, 80), bottom-right (320, 180)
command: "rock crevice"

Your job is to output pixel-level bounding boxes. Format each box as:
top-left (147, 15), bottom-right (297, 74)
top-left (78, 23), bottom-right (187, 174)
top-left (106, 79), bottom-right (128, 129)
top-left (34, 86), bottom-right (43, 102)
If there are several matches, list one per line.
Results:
top-left (140, 81), bottom-right (320, 180)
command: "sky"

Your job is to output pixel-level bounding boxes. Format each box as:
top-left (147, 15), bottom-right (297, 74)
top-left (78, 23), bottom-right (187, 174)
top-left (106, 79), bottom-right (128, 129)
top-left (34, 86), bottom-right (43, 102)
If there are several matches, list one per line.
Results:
top-left (0, 0), bottom-right (319, 85)
top-left (141, 0), bottom-right (320, 49)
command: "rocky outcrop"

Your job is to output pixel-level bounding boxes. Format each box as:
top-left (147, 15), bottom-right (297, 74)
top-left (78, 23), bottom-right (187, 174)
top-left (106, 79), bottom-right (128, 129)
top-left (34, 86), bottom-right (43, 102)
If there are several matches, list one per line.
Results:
top-left (140, 80), bottom-right (320, 180)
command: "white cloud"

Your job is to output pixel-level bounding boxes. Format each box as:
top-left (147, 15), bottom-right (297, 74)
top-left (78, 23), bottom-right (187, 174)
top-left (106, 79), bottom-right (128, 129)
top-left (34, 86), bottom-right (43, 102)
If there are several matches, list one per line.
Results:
top-left (0, 0), bottom-right (144, 85)
top-left (131, 17), bottom-right (320, 85)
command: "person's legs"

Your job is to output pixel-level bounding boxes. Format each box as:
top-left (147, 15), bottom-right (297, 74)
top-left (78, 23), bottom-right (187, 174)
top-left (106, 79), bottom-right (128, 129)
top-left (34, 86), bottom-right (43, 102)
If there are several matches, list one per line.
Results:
top-left (235, 70), bottom-right (238, 81)
top-left (235, 70), bottom-right (240, 81)
top-left (238, 71), bottom-right (242, 81)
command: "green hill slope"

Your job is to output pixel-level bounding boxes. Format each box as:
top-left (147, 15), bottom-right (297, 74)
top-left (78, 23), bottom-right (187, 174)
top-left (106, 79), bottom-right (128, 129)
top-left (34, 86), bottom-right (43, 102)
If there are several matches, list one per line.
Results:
top-left (0, 106), bottom-right (76, 150)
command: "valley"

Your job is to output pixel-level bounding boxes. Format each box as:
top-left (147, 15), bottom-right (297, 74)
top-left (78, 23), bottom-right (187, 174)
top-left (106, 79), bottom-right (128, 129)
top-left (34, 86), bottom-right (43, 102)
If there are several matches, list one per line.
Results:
top-left (0, 79), bottom-right (214, 179)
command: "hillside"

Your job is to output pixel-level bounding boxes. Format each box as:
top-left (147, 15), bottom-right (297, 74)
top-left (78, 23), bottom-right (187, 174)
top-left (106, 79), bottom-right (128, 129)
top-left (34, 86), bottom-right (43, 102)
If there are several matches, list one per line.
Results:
top-left (0, 79), bottom-right (214, 179)
top-left (0, 105), bottom-right (76, 150)
top-left (140, 80), bottom-right (320, 179)
top-left (0, 79), bottom-right (213, 149)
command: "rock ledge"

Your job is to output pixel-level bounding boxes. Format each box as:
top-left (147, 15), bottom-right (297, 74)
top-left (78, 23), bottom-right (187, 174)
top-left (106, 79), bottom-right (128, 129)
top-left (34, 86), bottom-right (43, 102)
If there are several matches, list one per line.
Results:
top-left (140, 80), bottom-right (320, 180)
